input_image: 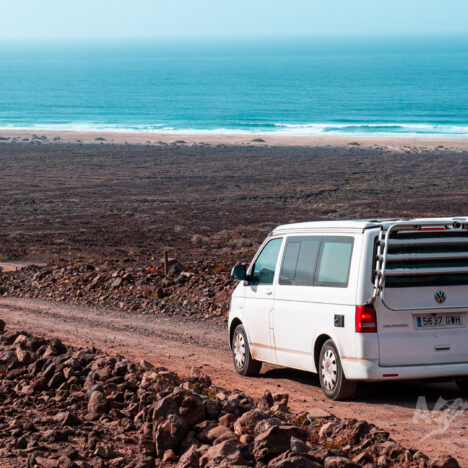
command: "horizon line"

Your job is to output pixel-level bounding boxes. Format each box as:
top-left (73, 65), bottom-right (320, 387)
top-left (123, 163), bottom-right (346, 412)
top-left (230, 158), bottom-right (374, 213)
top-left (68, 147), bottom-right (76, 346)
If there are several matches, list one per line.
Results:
top-left (1, 32), bottom-right (468, 42)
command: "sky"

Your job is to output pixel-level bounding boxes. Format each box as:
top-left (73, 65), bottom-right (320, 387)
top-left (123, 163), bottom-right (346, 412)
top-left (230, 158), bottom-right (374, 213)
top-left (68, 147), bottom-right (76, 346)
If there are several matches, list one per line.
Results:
top-left (2, 0), bottom-right (468, 40)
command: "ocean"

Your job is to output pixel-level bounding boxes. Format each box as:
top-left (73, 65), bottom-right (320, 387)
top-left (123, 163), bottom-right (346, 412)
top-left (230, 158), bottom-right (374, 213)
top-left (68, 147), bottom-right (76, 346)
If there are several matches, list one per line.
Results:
top-left (1, 36), bottom-right (468, 138)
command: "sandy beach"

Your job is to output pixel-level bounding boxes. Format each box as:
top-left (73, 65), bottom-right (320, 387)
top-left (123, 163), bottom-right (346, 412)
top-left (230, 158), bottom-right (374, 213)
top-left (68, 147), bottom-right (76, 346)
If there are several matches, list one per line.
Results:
top-left (1, 128), bottom-right (468, 151)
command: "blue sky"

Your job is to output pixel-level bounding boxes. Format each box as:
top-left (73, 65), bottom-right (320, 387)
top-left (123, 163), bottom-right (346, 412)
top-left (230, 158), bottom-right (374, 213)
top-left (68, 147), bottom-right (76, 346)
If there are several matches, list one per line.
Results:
top-left (2, 0), bottom-right (468, 39)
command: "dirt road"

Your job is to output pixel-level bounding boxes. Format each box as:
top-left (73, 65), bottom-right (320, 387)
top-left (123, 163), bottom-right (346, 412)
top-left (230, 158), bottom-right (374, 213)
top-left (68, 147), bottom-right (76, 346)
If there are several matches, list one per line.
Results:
top-left (1, 297), bottom-right (466, 463)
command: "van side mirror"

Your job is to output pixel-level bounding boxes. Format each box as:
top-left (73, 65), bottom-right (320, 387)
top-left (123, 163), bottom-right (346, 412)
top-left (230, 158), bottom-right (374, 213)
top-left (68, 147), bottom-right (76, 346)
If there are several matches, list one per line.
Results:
top-left (231, 264), bottom-right (247, 281)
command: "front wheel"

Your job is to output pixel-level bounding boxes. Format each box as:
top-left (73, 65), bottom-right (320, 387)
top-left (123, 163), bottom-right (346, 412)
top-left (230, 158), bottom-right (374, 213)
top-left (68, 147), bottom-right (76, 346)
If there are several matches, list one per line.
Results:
top-left (231, 324), bottom-right (262, 376)
top-left (319, 339), bottom-right (357, 400)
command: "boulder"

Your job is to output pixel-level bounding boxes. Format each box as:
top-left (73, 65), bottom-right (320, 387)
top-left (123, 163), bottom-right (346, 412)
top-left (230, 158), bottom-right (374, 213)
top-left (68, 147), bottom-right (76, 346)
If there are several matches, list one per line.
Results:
top-left (153, 413), bottom-right (188, 457)
top-left (199, 438), bottom-right (250, 468)
top-left (219, 413), bottom-right (237, 428)
top-left (16, 346), bottom-right (33, 364)
top-left (319, 421), bottom-right (336, 439)
top-left (190, 366), bottom-right (212, 387)
top-left (87, 390), bottom-right (107, 415)
top-left (290, 436), bottom-right (309, 454)
top-left (431, 455), bottom-right (460, 468)
top-left (162, 449), bottom-right (177, 463)
top-left (86, 384), bottom-right (105, 400)
top-left (270, 455), bottom-right (322, 468)
top-left (35, 458), bottom-right (61, 468)
top-left (179, 393), bottom-right (206, 426)
top-left (204, 399), bottom-right (220, 419)
top-left (253, 417), bottom-right (283, 436)
top-left (48, 371), bottom-right (66, 389)
top-left (55, 411), bottom-right (82, 427)
top-left (177, 445), bottom-right (201, 468)
top-left (324, 456), bottom-right (362, 468)
top-left (253, 425), bottom-right (308, 463)
top-left (233, 408), bottom-right (270, 436)
top-left (205, 425), bottom-right (236, 444)
top-left (94, 443), bottom-right (116, 459)
top-left (32, 376), bottom-right (48, 391)
top-left (152, 394), bottom-right (178, 424)
top-left (258, 389), bottom-right (274, 409)
top-left (271, 393), bottom-right (289, 412)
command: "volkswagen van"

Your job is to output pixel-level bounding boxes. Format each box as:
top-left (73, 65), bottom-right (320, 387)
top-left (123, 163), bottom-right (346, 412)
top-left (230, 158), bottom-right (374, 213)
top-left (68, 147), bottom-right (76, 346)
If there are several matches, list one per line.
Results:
top-left (228, 217), bottom-right (468, 400)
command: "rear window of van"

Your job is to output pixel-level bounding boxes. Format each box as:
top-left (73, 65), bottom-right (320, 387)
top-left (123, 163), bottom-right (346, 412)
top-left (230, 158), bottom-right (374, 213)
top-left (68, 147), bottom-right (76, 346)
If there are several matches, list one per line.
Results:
top-left (279, 236), bottom-right (353, 288)
top-left (375, 231), bottom-right (468, 288)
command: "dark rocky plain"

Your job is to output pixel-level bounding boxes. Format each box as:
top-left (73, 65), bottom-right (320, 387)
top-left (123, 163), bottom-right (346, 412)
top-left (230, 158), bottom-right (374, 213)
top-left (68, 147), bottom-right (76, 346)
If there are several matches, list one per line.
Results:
top-left (1, 141), bottom-right (467, 321)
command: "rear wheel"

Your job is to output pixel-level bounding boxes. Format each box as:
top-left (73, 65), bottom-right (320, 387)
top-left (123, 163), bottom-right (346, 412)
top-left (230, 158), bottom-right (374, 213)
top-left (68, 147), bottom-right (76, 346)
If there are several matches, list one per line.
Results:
top-left (232, 324), bottom-right (262, 376)
top-left (455, 378), bottom-right (468, 393)
top-left (319, 339), bottom-right (357, 400)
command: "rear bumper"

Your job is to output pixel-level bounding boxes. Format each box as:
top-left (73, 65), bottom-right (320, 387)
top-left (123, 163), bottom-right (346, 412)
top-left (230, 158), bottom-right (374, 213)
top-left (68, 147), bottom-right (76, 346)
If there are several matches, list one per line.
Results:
top-left (342, 357), bottom-right (468, 381)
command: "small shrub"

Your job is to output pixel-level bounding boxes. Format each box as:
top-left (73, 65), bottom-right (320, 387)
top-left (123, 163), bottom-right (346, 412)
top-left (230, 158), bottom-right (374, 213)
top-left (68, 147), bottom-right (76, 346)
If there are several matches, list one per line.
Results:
top-left (191, 234), bottom-right (203, 247)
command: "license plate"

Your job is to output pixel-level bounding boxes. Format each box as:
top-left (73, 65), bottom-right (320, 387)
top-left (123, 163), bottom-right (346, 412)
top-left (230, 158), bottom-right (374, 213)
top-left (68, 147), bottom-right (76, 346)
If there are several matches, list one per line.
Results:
top-left (415, 314), bottom-right (463, 329)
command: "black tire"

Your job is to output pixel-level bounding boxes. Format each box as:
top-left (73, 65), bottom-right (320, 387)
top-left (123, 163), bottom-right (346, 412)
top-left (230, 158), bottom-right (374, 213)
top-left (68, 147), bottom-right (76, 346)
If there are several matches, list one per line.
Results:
top-left (318, 339), bottom-right (357, 400)
top-left (231, 324), bottom-right (262, 376)
top-left (455, 378), bottom-right (468, 393)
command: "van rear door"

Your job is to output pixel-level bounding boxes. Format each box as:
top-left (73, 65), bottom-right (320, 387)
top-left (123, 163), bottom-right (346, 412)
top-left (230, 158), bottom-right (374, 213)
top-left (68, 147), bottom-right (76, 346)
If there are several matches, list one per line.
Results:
top-left (374, 227), bottom-right (468, 367)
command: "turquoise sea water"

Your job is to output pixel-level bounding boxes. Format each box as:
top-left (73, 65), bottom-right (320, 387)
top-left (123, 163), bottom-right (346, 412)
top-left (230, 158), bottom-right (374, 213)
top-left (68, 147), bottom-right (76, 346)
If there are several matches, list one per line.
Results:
top-left (1, 37), bottom-right (468, 137)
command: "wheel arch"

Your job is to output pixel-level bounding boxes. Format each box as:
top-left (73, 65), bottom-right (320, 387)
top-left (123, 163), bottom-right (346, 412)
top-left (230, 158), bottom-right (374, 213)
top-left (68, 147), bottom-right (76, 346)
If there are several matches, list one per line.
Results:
top-left (314, 333), bottom-right (332, 372)
top-left (229, 318), bottom-right (243, 350)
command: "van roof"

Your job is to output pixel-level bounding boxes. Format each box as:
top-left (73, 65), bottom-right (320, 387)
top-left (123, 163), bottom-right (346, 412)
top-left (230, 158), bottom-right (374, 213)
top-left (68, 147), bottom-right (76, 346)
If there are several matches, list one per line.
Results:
top-left (271, 216), bottom-right (468, 235)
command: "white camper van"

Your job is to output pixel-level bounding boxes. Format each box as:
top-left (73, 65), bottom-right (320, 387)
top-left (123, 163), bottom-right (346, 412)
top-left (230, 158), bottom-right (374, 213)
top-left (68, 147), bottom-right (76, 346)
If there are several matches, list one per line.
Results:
top-left (228, 217), bottom-right (468, 400)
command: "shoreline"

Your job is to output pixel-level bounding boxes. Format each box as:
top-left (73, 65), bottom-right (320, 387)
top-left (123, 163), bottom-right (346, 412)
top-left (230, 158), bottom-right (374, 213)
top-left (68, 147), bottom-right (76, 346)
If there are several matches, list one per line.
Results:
top-left (1, 128), bottom-right (468, 150)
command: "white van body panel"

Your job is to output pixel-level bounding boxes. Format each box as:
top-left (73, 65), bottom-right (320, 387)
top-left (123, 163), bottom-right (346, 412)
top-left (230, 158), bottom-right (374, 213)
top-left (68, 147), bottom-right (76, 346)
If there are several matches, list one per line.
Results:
top-left (229, 217), bottom-right (468, 383)
top-left (243, 282), bottom-right (276, 363)
top-left (272, 234), bottom-right (363, 372)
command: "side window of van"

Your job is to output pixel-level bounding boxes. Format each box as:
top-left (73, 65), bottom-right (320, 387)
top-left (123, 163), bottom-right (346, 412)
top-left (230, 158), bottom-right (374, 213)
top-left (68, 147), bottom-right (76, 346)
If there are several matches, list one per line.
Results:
top-left (252, 238), bottom-right (283, 285)
top-left (279, 236), bottom-right (321, 285)
top-left (316, 237), bottom-right (354, 287)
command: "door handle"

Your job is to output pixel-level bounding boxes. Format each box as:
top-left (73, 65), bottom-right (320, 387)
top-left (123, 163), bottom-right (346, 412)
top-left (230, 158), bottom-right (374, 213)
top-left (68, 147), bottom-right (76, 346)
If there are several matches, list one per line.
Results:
top-left (265, 289), bottom-right (273, 296)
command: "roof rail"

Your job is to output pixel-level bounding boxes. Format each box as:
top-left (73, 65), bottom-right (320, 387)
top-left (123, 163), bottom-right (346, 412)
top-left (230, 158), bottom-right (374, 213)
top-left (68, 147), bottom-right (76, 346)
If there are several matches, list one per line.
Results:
top-left (365, 217), bottom-right (468, 310)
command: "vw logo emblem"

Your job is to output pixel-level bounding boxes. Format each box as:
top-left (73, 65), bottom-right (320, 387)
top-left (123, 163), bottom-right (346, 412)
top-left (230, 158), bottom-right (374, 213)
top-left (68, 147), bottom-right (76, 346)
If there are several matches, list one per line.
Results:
top-left (434, 290), bottom-right (447, 304)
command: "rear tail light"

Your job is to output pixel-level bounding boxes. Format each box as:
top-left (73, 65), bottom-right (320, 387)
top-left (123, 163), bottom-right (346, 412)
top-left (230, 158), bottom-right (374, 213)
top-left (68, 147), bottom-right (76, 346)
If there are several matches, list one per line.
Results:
top-left (420, 226), bottom-right (445, 231)
top-left (356, 305), bottom-right (377, 333)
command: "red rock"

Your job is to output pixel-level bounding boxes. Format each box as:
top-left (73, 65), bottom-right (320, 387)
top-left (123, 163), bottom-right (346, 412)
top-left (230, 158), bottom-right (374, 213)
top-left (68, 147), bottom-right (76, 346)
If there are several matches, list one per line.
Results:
top-left (55, 411), bottom-right (82, 427)
top-left (179, 393), bottom-right (206, 426)
top-left (205, 425), bottom-right (236, 445)
top-left (48, 371), bottom-right (65, 389)
top-left (219, 413), bottom-right (237, 428)
top-left (162, 449), bottom-right (177, 463)
top-left (177, 445), bottom-right (201, 468)
top-left (190, 366), bottom-right (212, 387)
top-left (233, 408), bottom-right (269, 436)
top-left (94, 443), bottom-right (116, 459)
top-left (271, 393), bottom-right (290, 412)
top-left (270, 454), bottom-right (321, 468)
top-left (88, 390), bottom-right (107, 414)
top-left (153, 413), bottom-right (188, 457)
top-left (324, 456), bottom-right (361, 468)
top-left (258, 389), bottom-right (274, 409)
top-left (199, 439), bottom-right (250, 468)
top-left (252, 425), bottom-right (308, 463)
top-left (16, 345), bottom-right (32, 363)
top-left (35, 458), bottom-right (61, 468)
top-left (431, 455), bottom-right (460, 468)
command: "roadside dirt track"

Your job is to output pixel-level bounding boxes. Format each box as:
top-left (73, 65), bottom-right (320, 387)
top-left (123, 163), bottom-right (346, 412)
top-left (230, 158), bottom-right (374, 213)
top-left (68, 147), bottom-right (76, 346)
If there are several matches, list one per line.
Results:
top-left (1, 297), bottom-right (466, 463)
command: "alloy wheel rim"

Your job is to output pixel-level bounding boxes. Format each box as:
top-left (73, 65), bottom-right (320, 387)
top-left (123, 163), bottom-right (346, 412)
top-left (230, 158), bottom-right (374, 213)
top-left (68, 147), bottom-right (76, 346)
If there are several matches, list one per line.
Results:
top-left (321, 349), bottom-right (338, 391)
top-left (233, 332), bottom-right (246, 369)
